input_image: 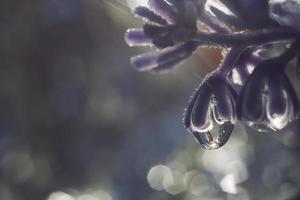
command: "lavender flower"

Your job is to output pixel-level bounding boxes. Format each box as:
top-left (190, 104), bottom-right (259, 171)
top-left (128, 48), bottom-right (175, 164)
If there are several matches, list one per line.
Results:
top-left (269, 0), bottom-right (300, 31)
top-left (125, 0), bottom-right (300, 149)
top-left (237, 41), bottom-right (300, 132)
top-left (184, 74), bottom-right (236, 149)
top-left (210, 0), bottom-right (274, 29)
top-left (125, 0), bottom-right (201, 72)
top-left (228, 48), bottom-right (262, 86)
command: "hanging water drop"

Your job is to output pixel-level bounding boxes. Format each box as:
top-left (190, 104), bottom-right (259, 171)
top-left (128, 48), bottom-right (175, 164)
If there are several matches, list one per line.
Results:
top-left (247, 121), bottom-right (275, 133)
top-left (191, 121), bottom-right (234, 150)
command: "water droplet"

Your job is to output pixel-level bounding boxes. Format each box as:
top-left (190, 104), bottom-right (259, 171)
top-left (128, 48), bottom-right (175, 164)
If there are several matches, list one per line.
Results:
top-left (247, 121), bottom-right (275, 133)
top-left (191, 121), bottom-right (234, 150)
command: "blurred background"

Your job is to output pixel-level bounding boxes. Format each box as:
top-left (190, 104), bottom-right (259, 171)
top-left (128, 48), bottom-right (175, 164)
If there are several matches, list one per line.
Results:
top-left (0, 0), bottom-right (300, 199)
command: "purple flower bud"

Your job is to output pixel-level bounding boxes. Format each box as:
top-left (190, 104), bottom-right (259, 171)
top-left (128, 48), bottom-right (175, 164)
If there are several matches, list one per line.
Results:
top-left (238, 59), bottom-right (300, 132)
top-left (269, 0), bottom-right (300, 31)
top-left (184, 74), bottom-right (236, 149)
top-left (130, 41), bottom-right (198, 72)
top-left (218, 0), bottom-right (273, 29)
top-left (210, 7), bottom-right (244, 29)
top-left (134, 6), bottom-right (167, 25)
top-left (125, 0), bottom-right (300, 150)
top-left (148, 0), bottom-right (178, 24)
top-left (125, 29), bottom-right (152, 47)
top-left (125, 0), bottom-right (201, 72)
top-left (228, 49), bottom-right (262, 86)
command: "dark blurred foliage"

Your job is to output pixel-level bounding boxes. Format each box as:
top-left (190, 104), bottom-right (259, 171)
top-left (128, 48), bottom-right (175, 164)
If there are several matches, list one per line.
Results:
top-left (0, 1), bottom-right (300, 200)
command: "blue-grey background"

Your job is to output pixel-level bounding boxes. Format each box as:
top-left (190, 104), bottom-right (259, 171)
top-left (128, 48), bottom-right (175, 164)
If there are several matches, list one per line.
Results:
top-left (0, 1), bottom-right (300, 200)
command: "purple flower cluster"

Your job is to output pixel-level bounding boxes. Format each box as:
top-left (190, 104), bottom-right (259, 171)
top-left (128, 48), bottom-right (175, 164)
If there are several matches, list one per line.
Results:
top-left (125, 0), bottom-right (300, 149)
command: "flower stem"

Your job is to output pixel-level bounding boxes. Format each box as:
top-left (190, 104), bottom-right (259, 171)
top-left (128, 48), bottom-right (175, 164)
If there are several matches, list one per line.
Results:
top-left (194, 28), bottom-right (299, 47)
top-left (216, 46), bottom-right (246, 77)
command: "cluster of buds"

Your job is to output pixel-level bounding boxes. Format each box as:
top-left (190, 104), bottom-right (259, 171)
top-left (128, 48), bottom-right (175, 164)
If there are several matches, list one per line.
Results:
top-left (125, 0), bottom-right (300, 149)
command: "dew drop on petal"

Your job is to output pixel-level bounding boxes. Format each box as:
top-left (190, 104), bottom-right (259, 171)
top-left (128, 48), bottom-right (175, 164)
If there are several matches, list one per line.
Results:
top-left (191, 121), bottom-right (234, 150)
top-left (247, 121), bottom-right (275, 133)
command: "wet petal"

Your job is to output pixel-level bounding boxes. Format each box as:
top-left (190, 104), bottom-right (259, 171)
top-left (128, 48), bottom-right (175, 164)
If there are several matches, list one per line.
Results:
top-left (217, 0), bottom-right (240, 16)
top-left (134, 6), bottom-right (168, 25)
top-left (130, 42), bottom-right (198, 71)
top-left (143, 24), bottom-right (173, 38)
top-left (229, 50), bottom-right (262, 85)
top-left (266, 74), bottom-right (286, 118)
top-left (191, 84), bottom-right (213, 132)
top-left (266, 74), bottom-right (290, 130)
top-left (152, 33), bottom-right (174, 48)
top-left (247, 120), bottom-right (276, 133)
top-left (281, 73), bottom-right (300, 118)
top-left (148, 0), bottom-right (177, 24)
top-left (211, 80), bottom-right (236, 124)
top-left (198, 13), bottom-right (230, 33)
top-left (210, 6), bottom-right (244, 28)
top-left (184, 86), bottom-right (201, 129)
top-left (181, 0), bottom-right (198, 30)
top-left (125, 29), bottom-right (152, 47)
top-left (219, 0), bottom-right (271, 29)
top-left (150, 50), bottom-right (191, 73)
top-left (207, 76), bottom-right (236, 123)
top-left (237, 69), bottom-right (266, 121)
top-left (269, 0), bottom-right (300, 31)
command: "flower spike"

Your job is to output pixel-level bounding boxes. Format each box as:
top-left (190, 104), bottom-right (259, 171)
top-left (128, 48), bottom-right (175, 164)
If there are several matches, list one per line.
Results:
top-left (125, 0), bottom-right (300, 149)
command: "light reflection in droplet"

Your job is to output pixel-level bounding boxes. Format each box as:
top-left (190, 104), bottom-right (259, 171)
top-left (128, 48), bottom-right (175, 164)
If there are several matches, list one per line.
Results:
top-left (191, 121), bottom-right (234, 150)
top-left (231, 68), bottom-right (243, 85)
top-left (197, 123), bottom-right (252, 178)
top-left (246, 64), bottom-right (255, 74)
top-left (48, 191), bottom-right (75, 200)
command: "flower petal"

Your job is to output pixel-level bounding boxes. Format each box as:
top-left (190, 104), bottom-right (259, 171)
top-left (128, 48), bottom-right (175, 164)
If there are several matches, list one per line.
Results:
top-left (229, 50), bottom-right (261, 85)
top-left (125, 29), bottom-right (152, 47)
top-left (237, 69), bottom-right (266, 121)
top-left (134, 6), bottom-right (168, 25)
top-left (210, 6), bottom-right (244, 28)
top-left (269, 0), bottom-right (300, 31)
top-left (266, 74), bottom-right (286, 117)
top-left (130, 42), bottom-right (198, 71)
top-left (143, 24), bottom-right (173, 38)
top-left (281, 73), bottom-right (300, 117)
top-left (207, 76), bottom-right (236, 122)
top-left (148, 0), bottom-right (177, 24)
top-left (191, 84), bottom-right (213, 132)
top-left (266, 74), bottom-right (290, 130)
